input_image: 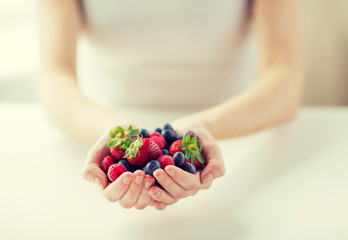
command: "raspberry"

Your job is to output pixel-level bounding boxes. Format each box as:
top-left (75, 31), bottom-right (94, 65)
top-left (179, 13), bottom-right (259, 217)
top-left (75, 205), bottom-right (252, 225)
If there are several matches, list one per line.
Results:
top-left (101, 156), bottom-right (114, 173)
top-left (157, 155), bottom-right (174, 169)
top-left (150, 132), bottom-right (166, 149)
top-left (107, 164), bottom-right (127, 182)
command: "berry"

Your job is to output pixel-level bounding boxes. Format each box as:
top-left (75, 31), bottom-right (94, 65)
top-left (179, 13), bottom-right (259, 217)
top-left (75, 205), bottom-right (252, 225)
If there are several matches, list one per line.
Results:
top-left (149, 132), bottom-right (166, 149)
top-left (107, 164), bottom-right (127, 182)
top-left (177, 134), bottom-right (205, 166)
top-left (169, 140), bottom-right (183, 156)
top-left (110, 145), bottom-right (126, 161)
top-left (173, 152), bottom-right (185, 167)
top-left (181, 162), bottom-right (196, 174)
top-left (154, 128), bottom-right (162, 134)
top-left (162, 149), bottom-right (170, 155)
top-left (118, 159), bottom-right (136, 172)
top-left (101, 156), bottom-right (115, 173)
top-left (177, 136), bottom-right (183, 140)
top-left (163, 123), bottom-right (174, 131)
top-left (139, 128), bottom-right (149, 138)
top-left (185, 158), bottom-right (204, 169)
top-left (108, 125), bottom-right (139, 150)
top-left (162, 129), bottom-right (177, 144)
top-left (144, 160), bottom-right (161, 176)
top-left (157, 155), bottom-right (174, 169)
top-left (183, 130), bottom-right (197, 139)
top-left (125, 138), bottom-right (162, 167)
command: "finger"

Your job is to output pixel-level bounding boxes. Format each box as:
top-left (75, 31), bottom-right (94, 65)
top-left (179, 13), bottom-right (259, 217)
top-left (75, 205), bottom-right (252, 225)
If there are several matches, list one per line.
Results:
top-left (153, 169), bottom-right (189, 199)
top-left (148, 185), bottom-right (177, 205)
top-left (153, 201), bottom-right (167, 210)
top-left (119, 170), bottom-right (145, 209)
top-left (101, 172), bottom-right (133, 202)
top-left (164, 165), bottom-right (200, 191)
top-left (200, 142), bottom-right (225, 184)
top-left (82, 129), bottom-right (112, 188)
top-left (134, 175), bottom-right (155, 210)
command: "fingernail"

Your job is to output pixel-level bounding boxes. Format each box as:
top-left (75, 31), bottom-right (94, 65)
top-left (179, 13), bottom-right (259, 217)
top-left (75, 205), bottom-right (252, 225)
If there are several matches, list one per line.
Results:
top-left (135, 175), bottom-right (143, 185)
top-left (95, 178), bottom-right (103, 189)
top-left (145, 181), bottom-right (152, 190)
top-left (160, 203), bottom-right (165, 209)
top-left (167, 169), bottom-right (175, 177)
top-left (156, 174), bottom-right (165, 182)
top-left (153, 191), bottom-right (161, 198)
top-left (123, 176), bottom-right (132, 184)
top-left (202, 173), bottom-right (213, 184)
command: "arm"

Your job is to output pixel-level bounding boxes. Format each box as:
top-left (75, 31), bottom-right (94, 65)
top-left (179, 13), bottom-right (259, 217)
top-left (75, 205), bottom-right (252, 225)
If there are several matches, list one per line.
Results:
top-left (173, 0), bottom-right (304, 140)
top-left (38, 0), bottom-right (133, 144)
top-left (151, 0), bottom-right (304, 207)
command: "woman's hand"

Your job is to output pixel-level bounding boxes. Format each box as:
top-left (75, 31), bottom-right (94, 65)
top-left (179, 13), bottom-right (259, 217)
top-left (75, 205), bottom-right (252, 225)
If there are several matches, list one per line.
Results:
top-left (82, 126), bottom-right (162, 210)
top-left (148, 120), bottom-right (225, 209)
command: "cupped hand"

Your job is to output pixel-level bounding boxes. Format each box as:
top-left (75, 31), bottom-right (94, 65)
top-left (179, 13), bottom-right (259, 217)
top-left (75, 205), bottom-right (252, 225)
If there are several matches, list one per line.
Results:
top-left (148, 121), bottom-right (225, 209)
top-left (82, 126), bottom-right (162, 210)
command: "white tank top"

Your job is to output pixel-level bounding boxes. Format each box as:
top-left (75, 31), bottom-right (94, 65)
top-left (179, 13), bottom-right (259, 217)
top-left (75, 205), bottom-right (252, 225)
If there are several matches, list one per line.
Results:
top-left (77, 0), bottom-right (257, 126)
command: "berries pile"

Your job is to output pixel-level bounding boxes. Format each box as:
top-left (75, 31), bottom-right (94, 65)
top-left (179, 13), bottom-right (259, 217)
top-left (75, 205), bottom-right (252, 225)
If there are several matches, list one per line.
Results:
top-left (101, 124), bottom-right (206, 183)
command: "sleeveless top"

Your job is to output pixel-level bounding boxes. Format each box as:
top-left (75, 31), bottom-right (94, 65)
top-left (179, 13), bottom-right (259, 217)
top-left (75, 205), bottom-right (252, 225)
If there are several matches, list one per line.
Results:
top-left (77, 0), bottom-right (257, 127)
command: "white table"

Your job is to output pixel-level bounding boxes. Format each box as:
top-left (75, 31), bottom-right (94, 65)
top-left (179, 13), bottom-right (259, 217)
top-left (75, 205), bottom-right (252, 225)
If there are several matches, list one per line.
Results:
top-left (0, 103), bottom-right (347, 240)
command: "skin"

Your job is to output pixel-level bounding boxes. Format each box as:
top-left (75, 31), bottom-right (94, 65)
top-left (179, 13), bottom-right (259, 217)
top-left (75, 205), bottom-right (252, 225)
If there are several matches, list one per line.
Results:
top-left (39, 0), bottom-right (304, 210)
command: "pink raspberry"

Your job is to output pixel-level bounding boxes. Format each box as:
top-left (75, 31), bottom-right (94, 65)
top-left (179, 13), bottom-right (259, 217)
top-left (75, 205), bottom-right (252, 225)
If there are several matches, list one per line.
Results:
top-left (157, 155), bottom-right (175, 169)
top-left (149, 132), bottom-right (166, 149)
top-left (107, 164), bottom-right (127, 182)
top-left (101, 156), bottom-right (115, 173)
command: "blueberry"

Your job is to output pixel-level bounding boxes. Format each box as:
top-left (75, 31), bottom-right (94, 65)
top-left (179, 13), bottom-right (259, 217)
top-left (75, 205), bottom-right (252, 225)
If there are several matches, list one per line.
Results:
top-left (154, 128), bottom-right (162, 134)
top-left (144, 160), bottom-right (161, 176)
top-left (162, 129), bottom-right (177, 143)
top-left (139, 128), bottom-right (149, 138)
top-left (176, 136), bottom-right (183, 140)
top-left (118, 159), bottom-right (135, 172)
top-left (164, 142), bottom-right (171, 150)
top-left (182, 162), bottom-right (196, 174)
top-left (163, 123), bottom-right (174, 131)
top-left (162, 149), bottom-right (170, 155)
top-left (173, 152), bottom-right (185, 167)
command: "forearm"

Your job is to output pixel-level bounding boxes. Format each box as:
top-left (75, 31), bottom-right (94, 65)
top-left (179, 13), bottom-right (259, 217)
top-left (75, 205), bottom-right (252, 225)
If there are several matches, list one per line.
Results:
top-left (178, 66), bottom-right (303, 140)
top-left (39, 72), bottom-right (133, 144)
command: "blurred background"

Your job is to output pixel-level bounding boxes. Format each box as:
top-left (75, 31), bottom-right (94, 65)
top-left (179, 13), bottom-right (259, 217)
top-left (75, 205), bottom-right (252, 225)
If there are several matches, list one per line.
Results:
top-left (0, 0), bottom-right (347, 105)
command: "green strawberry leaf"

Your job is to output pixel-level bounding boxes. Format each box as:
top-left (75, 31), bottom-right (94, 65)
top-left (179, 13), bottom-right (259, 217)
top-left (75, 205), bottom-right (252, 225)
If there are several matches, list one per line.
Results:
top-left (110, 130), bottom-right (116, 138)
top-left (116, 126), bottom-right (124, 133)
top-left (190, 154), bottom-right (196, 164)
top-left (127, 125), bottom-right (133, 131)
top-left (197, 154), bottom-right (205, 164)
top-left (128, 129), bottom-right (139, 136)
top-left (107, 139), bottom-right (116, 148)
top-left (185, 151), bottom-right (191, 160)
top-left (191, 137), bottom-right (197, 144)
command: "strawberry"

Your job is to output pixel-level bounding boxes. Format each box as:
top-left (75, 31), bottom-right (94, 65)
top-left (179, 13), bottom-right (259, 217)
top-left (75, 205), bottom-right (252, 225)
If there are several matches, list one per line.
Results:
top-left (110, 145), bottom-right (125, 161)
top-left (125, 137), bottom-right (162, 167)
top-left (157, 155), bottom-right (174, 169)
top-left (169, 140), bottom-right (183, 156)
top-left (107, 164), bottom-right (127, 182)
top-left (101, 156), bottom-right (115, 173)
top-left (170, 135), bottom-right (205, 167)
top-left (149, 132), bottom-right (166, 149)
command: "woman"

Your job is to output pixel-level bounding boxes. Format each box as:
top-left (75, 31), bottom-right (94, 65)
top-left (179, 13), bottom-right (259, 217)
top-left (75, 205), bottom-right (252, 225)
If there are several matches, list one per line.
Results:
top-left (38, 0), bottom-right (304, 210)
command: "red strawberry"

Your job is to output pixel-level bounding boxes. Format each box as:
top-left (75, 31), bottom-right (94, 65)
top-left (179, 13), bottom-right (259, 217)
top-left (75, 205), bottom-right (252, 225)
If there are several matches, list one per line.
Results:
top-left (101, 156), bottom-right (115, 173)
top-left (169, 140), bottom-right (183, 156)
top-left (149, 132), bottom-right (166, 149)
top-left (157, 155), bottom-right (174, 169)
top-left (110, 145), bottom-right (125, 161)
top-left (185, 158), bottom-right (204, 169)
top-left (107, 164), bottom-right (127, 182)
top-left (126, 138), bottom-right (162, 167)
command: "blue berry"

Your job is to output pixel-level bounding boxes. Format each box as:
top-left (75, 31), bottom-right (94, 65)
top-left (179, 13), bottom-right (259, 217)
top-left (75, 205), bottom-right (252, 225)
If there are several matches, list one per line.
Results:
top-left (173, 152), bottom-right (185, 167)
top-left (182, 162), bottom-right (196, 174)
top-left (164, 142), bottom-right (171, 150)
top-left (162, 149), bottom-right (170, 155)
top-left (139, 128), bottom-right (149, 138)
top-left (162, 129), bottom-right (177, 143)
top-left (118, 159), bottom-right (135, 172)
top-left (163, 123), bottom-right (174, 131)
top-left (176, 136), bottom-right (183, 140)
top-left (144, 160), bottom-right (161, 176)
top-left (154, 128), bottom-right (162, 134)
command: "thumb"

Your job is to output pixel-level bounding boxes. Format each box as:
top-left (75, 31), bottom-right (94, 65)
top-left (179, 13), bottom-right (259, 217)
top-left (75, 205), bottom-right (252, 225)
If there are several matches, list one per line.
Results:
top-left (82, 163), bottom-right (108, 189)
